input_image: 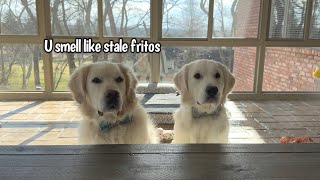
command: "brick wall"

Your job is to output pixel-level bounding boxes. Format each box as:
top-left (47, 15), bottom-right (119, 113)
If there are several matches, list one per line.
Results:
top-left (232, 0), bottom-right (259, 91)
top-left (233, 47), bottom-right (256, 91)
top-left (233, 1), bottom-right (320, 92)
top-left (263, 47), bottom-right (320, 91)
top-left (233, 0), bottom-right (260, 38)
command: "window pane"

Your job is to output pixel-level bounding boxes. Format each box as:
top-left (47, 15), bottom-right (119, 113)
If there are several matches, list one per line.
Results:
top-left (162, 0), bottom-right (209, 38)
top-left (310, 0), bottom-right (320, 39)
top-left (103, 0), bottom-right (150, 37)
top-left (213, 0), bottom-right (260, 38)
top-left (269, 0), bottom-right (307, 39)
top-left (263, 47), bottom-right (320, 92)
top-left (0, 0), bottom-right (37, 35)
top-left (160, 47), bottom-right (256, 92)
top-left (0, 44), bottom-right (44, 91)
top-left (53, 52), bottom-right (151, 91)
top-left (50, 0), bottom-right (98, 36)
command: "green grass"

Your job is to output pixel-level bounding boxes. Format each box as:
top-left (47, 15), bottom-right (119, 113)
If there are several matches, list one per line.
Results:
top-left (53, 62), bottom-right (71, 91)
top-left (0, 62), bottom-right (71, 91)
top-left (0, 63), bottom-right (45, 91)
top-left (0, 58), bottom-right (150, 91)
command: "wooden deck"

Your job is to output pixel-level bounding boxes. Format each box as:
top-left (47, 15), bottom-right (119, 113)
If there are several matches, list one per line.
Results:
top-left (0, 144), bottom-right (319, 179)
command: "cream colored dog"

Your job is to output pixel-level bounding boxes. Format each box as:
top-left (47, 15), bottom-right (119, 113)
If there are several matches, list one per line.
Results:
top-left (68, 62), bottom-right (159, 144)
top-left (172, 59), bottom-right (235, 143)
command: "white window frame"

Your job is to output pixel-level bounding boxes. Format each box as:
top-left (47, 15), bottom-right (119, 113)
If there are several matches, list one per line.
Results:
top-left (0, 0), bottom-right (319, 101)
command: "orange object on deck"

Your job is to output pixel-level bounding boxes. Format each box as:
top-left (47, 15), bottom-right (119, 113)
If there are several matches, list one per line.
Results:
top-left (280, 136), bottom-right (293, 143)
top-left (280, 136), bottom-right (313, 143)
top-left (292, 137), bottom-right (313, 143)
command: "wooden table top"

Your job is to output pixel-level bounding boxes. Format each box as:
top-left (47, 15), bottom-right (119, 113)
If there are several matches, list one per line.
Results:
top-left (0, 144), bottom-right (319, 180)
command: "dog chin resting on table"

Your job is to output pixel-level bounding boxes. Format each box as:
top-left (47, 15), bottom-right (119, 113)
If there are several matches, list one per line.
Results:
top-left (68, 62), bottom-right (159, 144)
top-left (172, 59), bottom-right (235, 144)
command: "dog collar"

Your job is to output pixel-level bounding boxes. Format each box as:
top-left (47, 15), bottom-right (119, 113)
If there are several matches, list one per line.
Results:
top-left (191, 105), bottom-right (222, 119)
top-left (99, 115), bottom-right (131, 133)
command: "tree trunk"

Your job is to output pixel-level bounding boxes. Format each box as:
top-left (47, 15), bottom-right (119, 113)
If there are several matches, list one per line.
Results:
top-left (54, 62), bottom-right (68, 89)
top-left (22, 61), bottom-right (26, 89)
top-left (103, 0), bottom-right (109, 35)
top-left (52, 0), bottom-right (63, 34)
top-left (0, 45), bottom-right (5, 84)
top-left (218, 0), bottom-right (226, 37)
top-left (24, 59), bottom-right (33, 89)
top-left (200, 0), bottom-right (208, 14)
top-left (20, 0), bottom-right (36, 24)
top-left (5, 51), bottom-right (17, 85)
top-left (120, 0), bottom-right (128, 35)
top-left (33, 46), bottom-right (41, 88)
top-left (143, 21), bottom-right (148, 36)
top-left (85, 0), bottom-right (93, 34)
top-left (124, 4), bottom-right (128, 36)
top-left (105, 0), bottom-right (117, 36)
top-left (61, 0), bottom-right (71, 34)
top-left (67, 53), bottom-right (76, 75)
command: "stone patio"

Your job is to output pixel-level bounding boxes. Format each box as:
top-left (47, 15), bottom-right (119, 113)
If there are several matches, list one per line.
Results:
top-left (0, 94), bottom-right (320, 145)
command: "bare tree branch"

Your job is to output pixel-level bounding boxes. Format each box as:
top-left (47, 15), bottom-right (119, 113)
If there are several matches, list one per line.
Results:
top-left (200, 0), bottom-right (208, 15)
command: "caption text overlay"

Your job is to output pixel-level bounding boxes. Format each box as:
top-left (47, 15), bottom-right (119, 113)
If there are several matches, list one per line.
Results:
top-left (44, 38), bottom-right (161, 53)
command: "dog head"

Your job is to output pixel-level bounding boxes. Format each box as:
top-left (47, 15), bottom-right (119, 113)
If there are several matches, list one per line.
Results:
top-left (68, 62), bottom-right (138, 117)
top-left (174, 59), bottom-right (235, 110)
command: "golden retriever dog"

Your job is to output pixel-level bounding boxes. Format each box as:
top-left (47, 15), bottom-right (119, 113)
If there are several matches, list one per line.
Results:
top-left (68, 62), bottom-right (159, 144)
top-left (172, 59), bottom-right (235, 143)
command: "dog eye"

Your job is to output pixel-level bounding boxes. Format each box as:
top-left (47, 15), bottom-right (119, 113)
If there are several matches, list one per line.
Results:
top-left (115, 76), bottom-right (123, 83)
top-left (194, 73), bottom-right (201, 79)
top-left (215, 73), bottom-right (221, 79)
top-left (92, 77), bottom-right (102, 83)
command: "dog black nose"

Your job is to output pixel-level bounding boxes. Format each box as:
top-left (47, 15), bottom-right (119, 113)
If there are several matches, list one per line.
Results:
top-left (105, 90), bottom-right (119, 109)
top-left (106, 90), bottom-right (119, 98)
top-left (206, 86), bottom-right (218, 98)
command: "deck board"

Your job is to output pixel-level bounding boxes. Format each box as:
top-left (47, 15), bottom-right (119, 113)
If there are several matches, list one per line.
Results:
top-left (0, 144), bottom-right (319, 179)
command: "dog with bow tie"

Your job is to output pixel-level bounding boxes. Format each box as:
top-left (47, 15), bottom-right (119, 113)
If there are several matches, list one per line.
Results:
top-left (172, 59), bottom-right (235, 144)
top-left (68, 62), bottom-right (159, 144)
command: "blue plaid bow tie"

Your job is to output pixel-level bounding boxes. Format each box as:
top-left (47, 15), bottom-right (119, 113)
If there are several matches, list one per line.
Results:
top-left (99, 115), bottom-right (131, 133)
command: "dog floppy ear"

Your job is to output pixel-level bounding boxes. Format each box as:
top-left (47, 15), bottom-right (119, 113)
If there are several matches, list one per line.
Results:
top-left (118, 63), bottom-right (138, 103)
top-left (173, 64), bottom-right (189, 93)
top-left (68, 64), bottom-right (90, 104)
top-left (219, 63), bottom-right (235, 102)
